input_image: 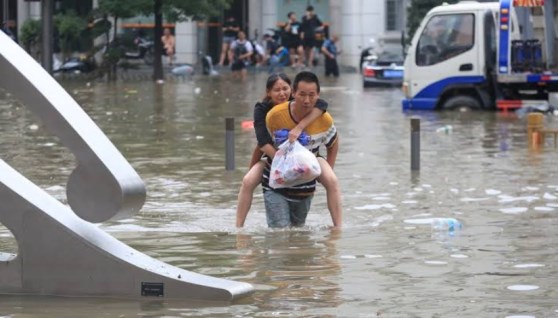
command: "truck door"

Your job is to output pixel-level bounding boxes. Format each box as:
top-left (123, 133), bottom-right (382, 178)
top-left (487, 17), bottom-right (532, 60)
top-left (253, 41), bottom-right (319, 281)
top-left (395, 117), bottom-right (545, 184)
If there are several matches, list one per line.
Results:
top-left (408, 13), bottom-right (483, 109)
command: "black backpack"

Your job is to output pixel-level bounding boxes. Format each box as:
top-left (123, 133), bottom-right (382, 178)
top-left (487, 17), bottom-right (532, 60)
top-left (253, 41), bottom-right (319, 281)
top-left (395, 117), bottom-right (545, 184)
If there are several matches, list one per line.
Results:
top-left (233, 41), bottom-right (248, 61)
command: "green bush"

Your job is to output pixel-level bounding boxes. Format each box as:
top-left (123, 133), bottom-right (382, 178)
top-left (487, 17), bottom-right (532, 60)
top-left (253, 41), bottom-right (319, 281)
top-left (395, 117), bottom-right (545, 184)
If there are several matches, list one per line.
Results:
top-left (54, 11), bottom-right (88, 58)
top-left (20, 19), bottom-right (41, 52)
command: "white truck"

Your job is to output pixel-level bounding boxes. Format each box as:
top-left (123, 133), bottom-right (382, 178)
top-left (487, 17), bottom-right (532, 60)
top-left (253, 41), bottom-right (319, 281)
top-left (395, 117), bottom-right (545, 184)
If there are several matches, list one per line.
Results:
top-left (402, 0), bottom-right (558, 111)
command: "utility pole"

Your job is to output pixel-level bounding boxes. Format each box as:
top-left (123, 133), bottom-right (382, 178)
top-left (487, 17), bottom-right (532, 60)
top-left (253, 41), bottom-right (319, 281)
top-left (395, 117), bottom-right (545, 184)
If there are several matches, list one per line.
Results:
top-left (41, 0), bottom-right (54, 73)
top-left (2, 0), bottom-right (9, 25)
top-left (153, 0), bottom-right (164, 82)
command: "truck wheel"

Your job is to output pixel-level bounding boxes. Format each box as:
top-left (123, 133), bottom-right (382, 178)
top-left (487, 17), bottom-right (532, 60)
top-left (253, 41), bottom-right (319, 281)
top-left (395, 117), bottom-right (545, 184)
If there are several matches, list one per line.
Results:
top-left (442, 96), bottom-right (481, 111)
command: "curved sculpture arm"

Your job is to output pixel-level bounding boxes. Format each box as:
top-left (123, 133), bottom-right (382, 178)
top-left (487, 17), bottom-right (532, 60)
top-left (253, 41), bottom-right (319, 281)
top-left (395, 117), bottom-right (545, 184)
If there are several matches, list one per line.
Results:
top-left (0, 32), bottom-right (145, 222)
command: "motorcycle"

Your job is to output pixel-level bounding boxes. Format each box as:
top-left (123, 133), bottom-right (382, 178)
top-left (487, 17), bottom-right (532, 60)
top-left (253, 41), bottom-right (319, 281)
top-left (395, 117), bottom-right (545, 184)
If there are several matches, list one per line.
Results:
top-left (53, 55), bottom-right (97, 74)
top-left (121, 36), bottom-right (154, 65)
top-left (359, 38), bottom-right (378, 72)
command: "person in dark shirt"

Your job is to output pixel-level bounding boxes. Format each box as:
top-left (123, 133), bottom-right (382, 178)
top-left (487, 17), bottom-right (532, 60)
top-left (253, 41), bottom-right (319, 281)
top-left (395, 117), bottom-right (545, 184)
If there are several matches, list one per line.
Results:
top-left (1, 21), bottom-right (16, 42)
top-left (218, 16), bottom-right (240, 66)
top-left (300, 6), bottom-right (324, 67)
top-left (321, 35), bottom-right (340, 77)
top-left (284, 12), bottom-right (304, 67)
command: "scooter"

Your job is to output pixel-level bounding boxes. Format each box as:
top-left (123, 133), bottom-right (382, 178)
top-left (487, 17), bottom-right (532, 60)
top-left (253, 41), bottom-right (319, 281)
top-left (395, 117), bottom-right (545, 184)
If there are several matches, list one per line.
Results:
top-left (53, 55), bottom-right (96, 74)
top-left (122, 36), bottom-right (154, 65)
top-left (359, 38), bottom-right (378, 71)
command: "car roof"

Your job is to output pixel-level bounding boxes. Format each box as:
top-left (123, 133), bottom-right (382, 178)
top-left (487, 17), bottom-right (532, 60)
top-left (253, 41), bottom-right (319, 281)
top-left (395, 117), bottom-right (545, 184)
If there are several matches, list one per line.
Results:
top-left (429, 1), bottom-right (499, 15)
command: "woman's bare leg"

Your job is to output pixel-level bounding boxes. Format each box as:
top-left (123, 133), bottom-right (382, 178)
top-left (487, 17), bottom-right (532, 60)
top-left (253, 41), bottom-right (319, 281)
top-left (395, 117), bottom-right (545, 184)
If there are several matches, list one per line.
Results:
top-left (167, 49), bottom-right (175, 65)
top-left (317, 157), bottom-right (342, 228)
top-left (218, 42), bottom-right (229, 66)
top-left (236, 161), bottom-right (265, 227)
top-left (296, 45), bottom-right (304, 67)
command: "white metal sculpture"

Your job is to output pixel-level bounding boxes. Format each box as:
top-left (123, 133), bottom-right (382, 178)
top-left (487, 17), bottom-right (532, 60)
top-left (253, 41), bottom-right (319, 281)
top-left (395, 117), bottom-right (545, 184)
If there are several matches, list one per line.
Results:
top-left (0, 31), bottom-right (253, 300)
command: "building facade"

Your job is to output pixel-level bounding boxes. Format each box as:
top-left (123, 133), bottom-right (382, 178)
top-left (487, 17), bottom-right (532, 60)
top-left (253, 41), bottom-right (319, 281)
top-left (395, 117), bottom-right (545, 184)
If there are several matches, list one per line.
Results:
top-left (7, 0), bottom-right (408, 69)
top-left (7, 0), bottom-right (558, 70)
top-left (245, 0), bottom-right (408, 69)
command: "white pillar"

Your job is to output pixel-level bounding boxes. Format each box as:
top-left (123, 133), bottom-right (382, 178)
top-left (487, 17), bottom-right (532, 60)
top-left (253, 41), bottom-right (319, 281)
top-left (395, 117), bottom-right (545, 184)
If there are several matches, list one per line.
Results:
top-left (175, 20), bottom-right (197, 64)
top-left (17, 0), bottom-right (41, 35)
top-left (17, 0), bottom-right (26, 35)
top-left (248, 0), bottom-right (276, 42)
top-left (3, 0), bottom-right (8, 23)
top-left (329, 0), bottom-right (342, 38)
top-left (262, 0), bottom-right (278, 36)
top-left (248, 0), bottom-right (261, 40)
top-left (336, 0), bottom-right (384, 69)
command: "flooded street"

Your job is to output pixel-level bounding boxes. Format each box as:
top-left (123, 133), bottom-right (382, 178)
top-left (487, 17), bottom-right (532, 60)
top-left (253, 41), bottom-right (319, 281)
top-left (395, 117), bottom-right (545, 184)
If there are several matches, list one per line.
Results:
top-left (1, 72), bottom-right (558, 317)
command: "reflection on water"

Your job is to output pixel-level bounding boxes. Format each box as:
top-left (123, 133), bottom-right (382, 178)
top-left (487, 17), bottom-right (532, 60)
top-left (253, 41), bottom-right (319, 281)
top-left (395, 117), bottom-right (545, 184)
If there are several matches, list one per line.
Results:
top-left (235, 230), bottom-right (342, 314)
top-left (0, 73), bottom-right (558, 316)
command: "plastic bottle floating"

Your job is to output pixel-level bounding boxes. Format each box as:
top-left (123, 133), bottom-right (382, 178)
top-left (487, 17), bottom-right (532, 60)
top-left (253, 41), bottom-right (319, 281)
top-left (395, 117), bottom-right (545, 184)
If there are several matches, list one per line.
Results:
top-left (431, 218), bottom-right (462, 232)
top-left (436, 125), bottom-right (453, 133)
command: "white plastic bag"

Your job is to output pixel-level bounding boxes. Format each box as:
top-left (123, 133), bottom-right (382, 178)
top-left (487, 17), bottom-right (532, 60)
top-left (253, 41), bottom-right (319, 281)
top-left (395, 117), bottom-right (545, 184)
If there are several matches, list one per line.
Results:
top-left (269, 140), bottom-right (321, 189)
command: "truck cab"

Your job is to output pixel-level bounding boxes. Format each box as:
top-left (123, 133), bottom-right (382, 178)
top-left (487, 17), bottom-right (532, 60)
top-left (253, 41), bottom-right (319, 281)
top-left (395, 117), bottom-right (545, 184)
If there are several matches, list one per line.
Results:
top-left (402, 0), bottom-right (557, 111)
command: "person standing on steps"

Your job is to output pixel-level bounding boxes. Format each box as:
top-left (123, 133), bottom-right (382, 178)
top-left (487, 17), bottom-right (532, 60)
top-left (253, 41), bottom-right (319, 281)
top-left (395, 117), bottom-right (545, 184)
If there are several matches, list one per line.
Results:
top-left (1, 21), bottom-right (16, 42)
top-left (161, 28), bottom-right (176, 66)
top-left (300, 6), bottom-right (324, 67)
top-left (218, 16), bottom-right (240, 66)
top-left (321, 35), bottom-right (340, 77)
top-left (284, 12), bottom-right (304, 68)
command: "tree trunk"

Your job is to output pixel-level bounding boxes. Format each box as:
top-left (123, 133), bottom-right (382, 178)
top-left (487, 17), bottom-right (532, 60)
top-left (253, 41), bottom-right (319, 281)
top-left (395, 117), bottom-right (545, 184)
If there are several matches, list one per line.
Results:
top-left (41, 0), bottom-right (54, 73)
top-left (111, 15), bottom-right (119, 80)
top-left (153, 0), bottom-right (164, 81)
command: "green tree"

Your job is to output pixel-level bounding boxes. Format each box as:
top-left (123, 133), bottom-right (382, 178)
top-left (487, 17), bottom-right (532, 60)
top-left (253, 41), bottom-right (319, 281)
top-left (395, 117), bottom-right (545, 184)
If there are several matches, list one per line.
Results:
top-left (20, 19), bottom-right (42, 57)
top-left (54, 11), bottom-right (88, 60)
top-left (98, 0), bottom-right (150, 43)
top-left (406, 0), bottom-right (457, 44)
top-left (97, 0), bottom-right (232, 81)
top-left (163, 0), bottom-right (230, 21)
top-left (150, 0), bottom-right (233, 81)
top-left (96, 0), bottom-right (150, 79)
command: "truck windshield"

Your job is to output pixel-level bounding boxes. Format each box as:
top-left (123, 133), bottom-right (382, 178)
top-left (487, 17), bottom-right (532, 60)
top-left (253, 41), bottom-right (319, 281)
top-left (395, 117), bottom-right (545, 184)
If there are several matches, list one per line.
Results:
top-left (416, 14), bottom-right (475, 66)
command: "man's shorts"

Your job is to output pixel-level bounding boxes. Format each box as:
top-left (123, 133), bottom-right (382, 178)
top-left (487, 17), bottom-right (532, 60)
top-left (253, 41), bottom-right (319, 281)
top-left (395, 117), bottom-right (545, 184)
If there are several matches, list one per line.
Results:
top-left (303, 37), bottom-right (315, 49)
top-left (264, 191), bottom-right (313, 228)
top-left (287, 38), bottom-right (302, 50)
top-left (223, 36), bottom-right (236, 45)
top-left (231, 60), bottom-right (247, 71)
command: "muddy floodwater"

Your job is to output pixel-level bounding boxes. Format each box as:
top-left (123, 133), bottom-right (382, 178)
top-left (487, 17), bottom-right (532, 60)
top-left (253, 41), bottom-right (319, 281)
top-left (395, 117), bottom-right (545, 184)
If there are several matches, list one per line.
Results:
top-left (0, 72), bottom-right (557, 317)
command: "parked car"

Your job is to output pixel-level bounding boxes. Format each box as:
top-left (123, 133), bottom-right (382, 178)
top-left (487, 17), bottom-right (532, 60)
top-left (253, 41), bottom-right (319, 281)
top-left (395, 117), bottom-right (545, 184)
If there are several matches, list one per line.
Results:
top-left (362, 47), bottom-right (404, 87)
top-left (359, 38), bottom-right (378, 72)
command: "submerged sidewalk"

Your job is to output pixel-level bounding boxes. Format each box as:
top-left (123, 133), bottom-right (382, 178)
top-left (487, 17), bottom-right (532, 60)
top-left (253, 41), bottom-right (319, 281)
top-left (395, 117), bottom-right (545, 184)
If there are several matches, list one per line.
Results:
top-left (53, 60), bottom-right (358, 82)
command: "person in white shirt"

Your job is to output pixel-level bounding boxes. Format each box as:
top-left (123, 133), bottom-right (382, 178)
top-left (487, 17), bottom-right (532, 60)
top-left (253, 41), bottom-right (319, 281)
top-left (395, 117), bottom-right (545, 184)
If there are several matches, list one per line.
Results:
top-left (229, 30), bottom-right (253, 79)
